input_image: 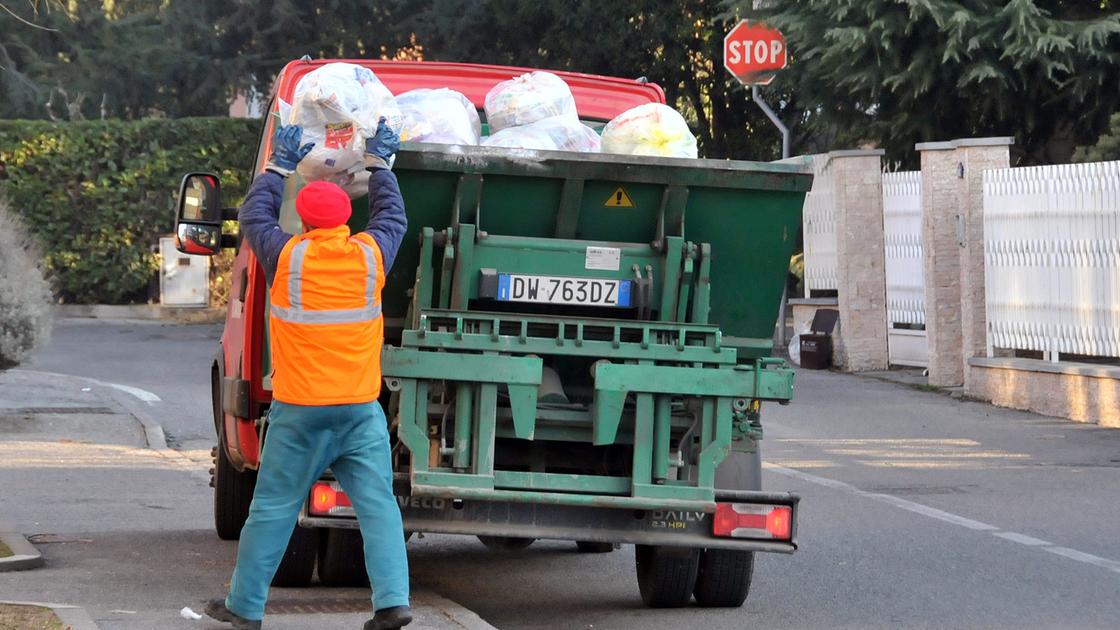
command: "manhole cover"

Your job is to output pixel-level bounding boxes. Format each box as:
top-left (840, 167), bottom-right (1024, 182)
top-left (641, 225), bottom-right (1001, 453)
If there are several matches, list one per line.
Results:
top-left (267, 598), bottom-right (370, 615)
top-left (5, 407), bottom-right (115, 415)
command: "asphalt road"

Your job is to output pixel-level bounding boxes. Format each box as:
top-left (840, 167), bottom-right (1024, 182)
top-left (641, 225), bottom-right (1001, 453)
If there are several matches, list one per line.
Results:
top-left (407, 369), bottom-right (1120, 629)
top-left (27, 318), bottom-right (220, 451)
top-left (20, 319), bottom-right (1120, 629)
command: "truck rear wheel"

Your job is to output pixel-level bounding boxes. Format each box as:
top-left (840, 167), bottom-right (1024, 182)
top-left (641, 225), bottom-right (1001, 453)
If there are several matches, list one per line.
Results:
top-left (271, 526), bottom-right (320, 587)
top-left (477, 536), bottom-right (535, 551)
top-left (634, 545), bottom-right (700, 608)
top-left (318, 528), bottom-right (368, 587)
top-left (694, 550), bottom-right (754, 607)
top-left (691, 450), bottom-right (763, 607)
top-left (212, 431), bottom-right (256, 541)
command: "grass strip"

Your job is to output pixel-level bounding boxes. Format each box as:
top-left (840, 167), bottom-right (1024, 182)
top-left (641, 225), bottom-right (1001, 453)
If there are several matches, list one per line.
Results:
top-left (0, 603), bottom-right (66, 630)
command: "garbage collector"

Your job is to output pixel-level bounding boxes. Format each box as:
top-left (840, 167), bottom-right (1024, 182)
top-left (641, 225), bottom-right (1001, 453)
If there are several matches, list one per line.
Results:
top-left (206, 118), bottom-right (412, 630)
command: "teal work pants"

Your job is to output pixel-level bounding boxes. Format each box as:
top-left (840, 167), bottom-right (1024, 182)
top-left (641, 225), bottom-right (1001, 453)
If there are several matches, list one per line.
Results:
top-left (225, 400), bottom-right (409, 620)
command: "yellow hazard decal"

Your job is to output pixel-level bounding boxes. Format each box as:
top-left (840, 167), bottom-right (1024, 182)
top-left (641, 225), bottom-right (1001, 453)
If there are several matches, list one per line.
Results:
top-left (603, 187), bottom-right (635, 208)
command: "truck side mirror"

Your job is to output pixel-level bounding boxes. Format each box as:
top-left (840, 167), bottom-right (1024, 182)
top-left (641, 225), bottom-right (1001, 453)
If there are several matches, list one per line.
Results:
top-left (175, 172), bottom-right (224, 256)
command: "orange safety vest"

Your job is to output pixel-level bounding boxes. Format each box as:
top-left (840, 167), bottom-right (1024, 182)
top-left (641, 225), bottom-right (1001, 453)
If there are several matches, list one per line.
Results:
top-left (269, 226), bottom-right (386, 405)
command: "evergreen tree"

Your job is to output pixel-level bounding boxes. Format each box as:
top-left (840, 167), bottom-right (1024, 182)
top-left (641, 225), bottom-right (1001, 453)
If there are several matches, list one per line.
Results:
top-left (1073, 112), bottom-right (1120, 161)
top-left (758, 0), bottom-right (1120, 164)
top-left (396, 0), bottom-right (788, 158)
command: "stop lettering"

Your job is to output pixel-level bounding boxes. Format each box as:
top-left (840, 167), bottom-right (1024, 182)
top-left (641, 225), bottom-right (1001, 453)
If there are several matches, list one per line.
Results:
top-left (724, 20), bottom-right (787, 86)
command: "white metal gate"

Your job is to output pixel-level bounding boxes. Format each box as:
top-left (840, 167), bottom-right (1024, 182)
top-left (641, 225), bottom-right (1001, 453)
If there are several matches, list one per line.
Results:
top-left (802, 154), bottom-right (838, 295)
top-left (882, 171), bottom-right (927, 367)
top-left (984, 161), bottom-right (1120, 361)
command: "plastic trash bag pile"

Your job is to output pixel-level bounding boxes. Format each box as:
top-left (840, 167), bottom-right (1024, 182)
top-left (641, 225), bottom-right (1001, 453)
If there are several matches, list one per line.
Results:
top-left (483, 115), bottom-right (601, 152)
top-left (601, 103), bottom-right (698, 159)
top-left (483, 71), bottom-right (577, 132)
top-left (285, 63), bottom-right (403, 197)
top-left (481, 71), bottom-right (599, 152)
top-left (398, 88), bottom-right (481, 146)
top-left (283, 64), bottom-right (702, 198)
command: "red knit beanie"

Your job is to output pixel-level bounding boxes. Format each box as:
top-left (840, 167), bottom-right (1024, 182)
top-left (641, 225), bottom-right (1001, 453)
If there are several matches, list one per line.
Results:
top-left (296, 181), bottom-right (352, 229)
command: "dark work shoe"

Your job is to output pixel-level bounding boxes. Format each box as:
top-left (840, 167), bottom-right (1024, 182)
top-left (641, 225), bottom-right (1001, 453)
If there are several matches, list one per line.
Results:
top-left (204, 597), bottom-right (262, 630)
top-left (364, 605), bottom-right (413, 630)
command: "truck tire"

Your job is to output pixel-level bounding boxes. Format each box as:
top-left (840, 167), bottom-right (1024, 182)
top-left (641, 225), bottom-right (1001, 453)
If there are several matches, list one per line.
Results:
top-left (693, 450), bottom-right (761, 607)
top-left (271, 526), bottom-right (320, 587)
top-left (634, 544), bottom-right (700, 608)
top-left (694, 550), bottom-right (754, 607)
top-left (318, 528), bottom-right (368, 587)
top-left (575, 541), bottom-right (615, 553)
top-left (212, 430), bottom-right (256, 541)
top-left (477, 536), bottom-right (535, 551)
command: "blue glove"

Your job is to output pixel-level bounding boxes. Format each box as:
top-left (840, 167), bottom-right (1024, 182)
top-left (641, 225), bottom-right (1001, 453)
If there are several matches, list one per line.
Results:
top-left (363, 117), bottom-right (400, 171)
top-left (266, 124), bottom-right (314, 177)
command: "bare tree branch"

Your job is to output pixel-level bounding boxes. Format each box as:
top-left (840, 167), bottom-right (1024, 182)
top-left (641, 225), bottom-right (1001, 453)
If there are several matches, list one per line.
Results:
top-left (0, 1), bottom-right (59, 31)
top-left (45, 89), bottom-right (59, 121)
top-left (68, 92), bottom-right (85, 121)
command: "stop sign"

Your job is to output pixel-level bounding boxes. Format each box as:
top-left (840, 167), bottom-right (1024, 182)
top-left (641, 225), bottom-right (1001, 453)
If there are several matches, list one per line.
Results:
top-left (724, 20), bottom-right (787, 86)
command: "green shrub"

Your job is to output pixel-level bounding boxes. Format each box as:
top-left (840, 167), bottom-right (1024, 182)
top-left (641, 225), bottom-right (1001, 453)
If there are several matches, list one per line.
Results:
top-left (0, 198), bottom-right (53, 370)
top-left (0, 118), bottom-right (259, 304)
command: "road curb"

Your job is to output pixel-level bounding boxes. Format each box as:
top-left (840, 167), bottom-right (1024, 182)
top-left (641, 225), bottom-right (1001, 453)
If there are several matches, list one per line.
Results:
top-left (0, 600), bottom-right (100, 629)
top-left (56, 304), bottom-right (223, 324)
top-left (8, 369), bottom-right (170, 451)
top-left (419, 591), bottom-right (498, 630)
top-left (2, 369), bottom-right (214, 486)
top-left (103, 387), bottom-right (171, 451)
top-left (0, 519), bottom-right (43, 572)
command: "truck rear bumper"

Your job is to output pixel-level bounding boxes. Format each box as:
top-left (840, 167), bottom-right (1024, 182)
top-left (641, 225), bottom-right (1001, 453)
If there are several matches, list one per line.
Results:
top-left (300, 486), bottom-right (799, 553)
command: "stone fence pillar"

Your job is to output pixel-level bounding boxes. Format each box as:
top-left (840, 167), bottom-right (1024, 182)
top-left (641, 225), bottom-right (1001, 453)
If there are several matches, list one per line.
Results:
top-left (830, 150), bottom-right (889, 371)
top-left (916, 138), bottom-right (1013, 387)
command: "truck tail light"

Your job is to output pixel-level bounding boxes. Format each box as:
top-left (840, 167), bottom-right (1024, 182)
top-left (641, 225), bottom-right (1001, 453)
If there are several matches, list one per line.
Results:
top-left (310, 481), bottom-right (353, 516)
top-left (712, 503), bottom-right (792, 540)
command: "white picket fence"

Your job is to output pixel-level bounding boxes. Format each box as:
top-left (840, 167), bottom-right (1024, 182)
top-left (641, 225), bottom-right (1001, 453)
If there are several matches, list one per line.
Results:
top-left (984, 161), bottom-right (1120, 360)
top-left (882, 171), bottom-right (928, 366)
top-left (802, 154), bottom-right (838, 295)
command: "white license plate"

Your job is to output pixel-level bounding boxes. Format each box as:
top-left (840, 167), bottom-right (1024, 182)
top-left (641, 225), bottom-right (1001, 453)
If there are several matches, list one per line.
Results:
top-left (496, 274), bottom-right (631, 307)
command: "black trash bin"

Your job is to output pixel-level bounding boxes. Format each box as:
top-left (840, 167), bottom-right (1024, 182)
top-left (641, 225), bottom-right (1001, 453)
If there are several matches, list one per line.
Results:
top-left (799, 309), bottom-right (839, 370)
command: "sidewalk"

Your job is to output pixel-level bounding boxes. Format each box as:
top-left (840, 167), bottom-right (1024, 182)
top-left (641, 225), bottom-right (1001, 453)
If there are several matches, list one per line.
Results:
top-left (0, 368), bottom-right (496, 629)
top-left (56, 304), bottom-right (225, 324)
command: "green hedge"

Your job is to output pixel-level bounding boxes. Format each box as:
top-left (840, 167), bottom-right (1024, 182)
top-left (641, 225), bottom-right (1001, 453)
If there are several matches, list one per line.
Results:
top-left (0, 118), bottom-right (260, 304)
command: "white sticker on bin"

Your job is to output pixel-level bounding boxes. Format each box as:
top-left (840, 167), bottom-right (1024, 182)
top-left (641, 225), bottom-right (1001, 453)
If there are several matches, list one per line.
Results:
top-left (585, 246), bottom-right (621, 271)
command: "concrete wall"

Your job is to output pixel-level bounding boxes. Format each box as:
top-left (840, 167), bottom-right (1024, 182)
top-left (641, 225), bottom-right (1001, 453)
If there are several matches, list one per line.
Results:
top-left (969, 358), bottom-right (1120, 428)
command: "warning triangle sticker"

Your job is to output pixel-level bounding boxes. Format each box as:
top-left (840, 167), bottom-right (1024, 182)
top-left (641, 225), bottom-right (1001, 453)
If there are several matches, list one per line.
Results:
top-left (603, 187), bottom-right (635, 208)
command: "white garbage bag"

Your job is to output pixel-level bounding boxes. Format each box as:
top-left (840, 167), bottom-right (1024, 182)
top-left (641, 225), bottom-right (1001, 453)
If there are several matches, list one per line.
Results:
top-left (484, 71), bottom-right (578, 133)
top-left (601, 103), bottom-right (698, 159)
top-left (482, 116), bottom-right (600, 153)
top-left (287, 62), bottom-right (403, 198)
top-left (786, 325), bottom-right (811, 367)
top-left (397, 88), bottom-right (481, 145)
top-left (787, 334), bottom-right (802, 367)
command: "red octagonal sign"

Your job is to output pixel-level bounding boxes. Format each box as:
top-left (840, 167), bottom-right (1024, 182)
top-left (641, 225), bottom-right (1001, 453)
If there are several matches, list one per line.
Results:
top-left (724, 20), bottom-right (787, 86)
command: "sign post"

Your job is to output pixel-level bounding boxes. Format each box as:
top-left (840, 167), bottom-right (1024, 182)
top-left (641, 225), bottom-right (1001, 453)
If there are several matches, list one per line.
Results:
top-left (724, 19), bottom-right (793, 345)
top-left (723, 19), bottom-right (789, 158)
